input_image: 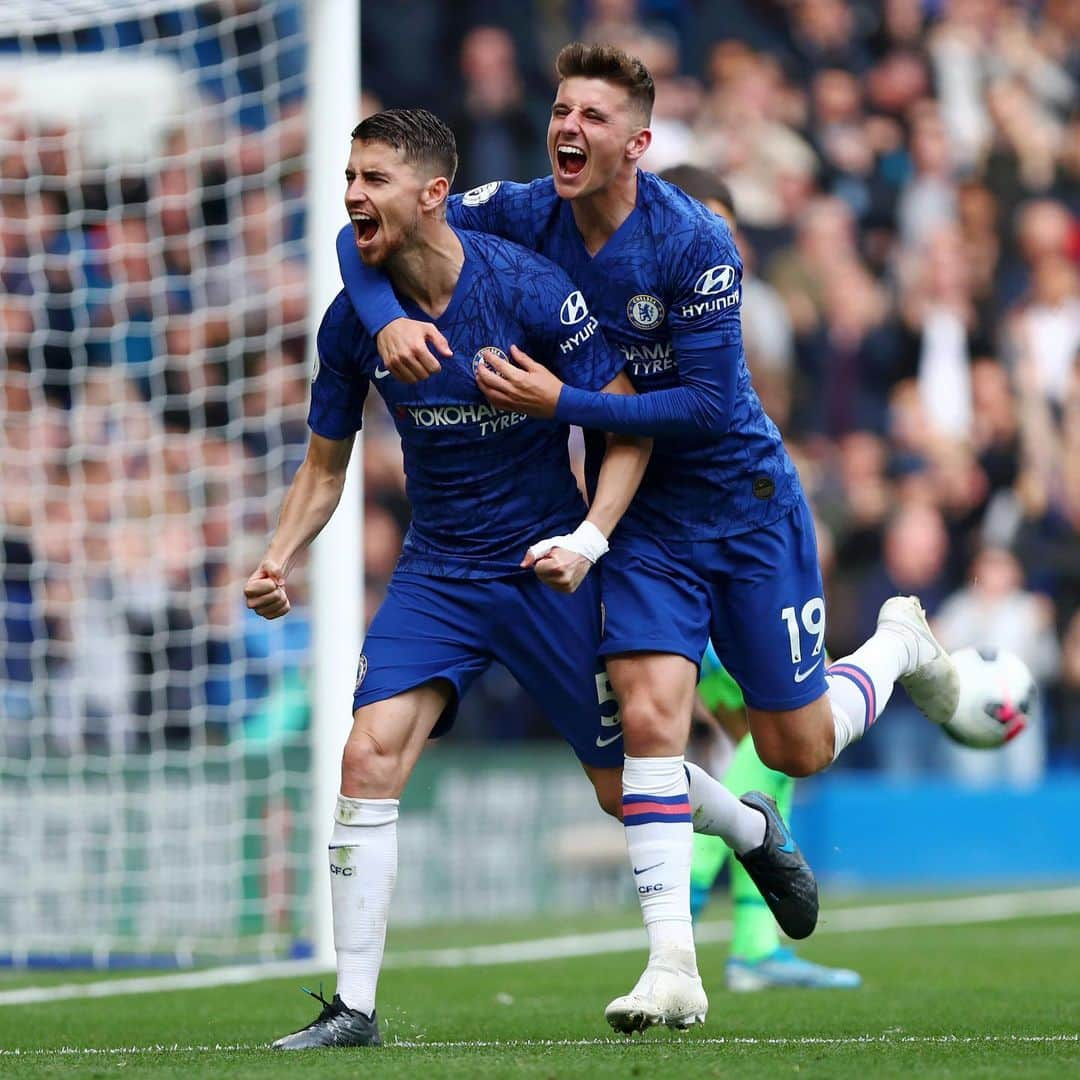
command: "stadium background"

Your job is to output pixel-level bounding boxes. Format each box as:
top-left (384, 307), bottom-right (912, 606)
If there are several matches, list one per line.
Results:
top-left (0, 0), bottom-right (1077, 966)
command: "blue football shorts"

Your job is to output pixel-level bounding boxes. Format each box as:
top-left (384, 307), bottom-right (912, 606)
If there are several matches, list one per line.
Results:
top-left (353, 569), bottom-right (623, 767)
top-left (599, 496), bottom-right (829, 712)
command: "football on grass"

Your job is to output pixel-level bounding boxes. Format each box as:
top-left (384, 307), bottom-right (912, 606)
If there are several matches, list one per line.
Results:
top-left (941, 646), bottom-right (1035, 749)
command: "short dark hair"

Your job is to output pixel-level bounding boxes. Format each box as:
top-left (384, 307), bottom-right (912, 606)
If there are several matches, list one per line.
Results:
top-left (659, 164), bottom-right (736, 223)
top-left (555, 42), bottom-right (655, 124)
top-left (351, 108), bottom-right (458, 185)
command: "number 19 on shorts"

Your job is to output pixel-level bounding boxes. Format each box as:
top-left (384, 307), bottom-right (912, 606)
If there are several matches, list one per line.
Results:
top-left (780, 597), bottom-right (825, 665)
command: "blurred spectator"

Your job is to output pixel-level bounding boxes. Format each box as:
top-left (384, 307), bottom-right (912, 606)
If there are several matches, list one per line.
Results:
top-left (1007, 332), bottom-right (1080, 615)
top-left (896, 100), bottom-right (957, 248)
top-left (206, 186), bottom-right (307, 340)
top-left (970, 357), bottom-right (1020, 499)
top-left (899, 223), bottom-right (978, 442)
top-left (807, 67), bottom-right (878, 218)
top-left (768, 195), bottom-right (859, 338)
top-left (862, 501), bottom-right (953, 632)
top-left (788, 0), bottom-right (872, 79)
top-left (449, 26), bottom-right (548, 191)
top-left (869, 0), bottom-right (927, 57)
top-left (809, 257), bottom-right (901, 439)
top-left (694, 44), bottom-right (818, 231)
top-left (999, 198), bottom-right (1075, 310)
top-left (1005, 253), bottom-right (1079, 408)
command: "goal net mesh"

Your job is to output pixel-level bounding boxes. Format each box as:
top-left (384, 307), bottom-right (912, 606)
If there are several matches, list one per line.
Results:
top-left (0, 0), bottom-right (316, 965)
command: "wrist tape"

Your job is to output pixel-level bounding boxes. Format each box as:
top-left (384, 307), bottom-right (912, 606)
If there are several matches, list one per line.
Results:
top-left (526, 520), bottom-right (609, 564)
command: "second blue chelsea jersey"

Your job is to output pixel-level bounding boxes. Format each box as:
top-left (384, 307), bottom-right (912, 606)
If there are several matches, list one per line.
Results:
top-left (444, 173), bottom-right (802, 539)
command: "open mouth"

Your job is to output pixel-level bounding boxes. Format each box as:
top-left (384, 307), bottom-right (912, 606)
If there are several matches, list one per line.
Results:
top-left (556, 144), bottom-right (587, 178)
top-left (351, 211), bottom-right (379, 244)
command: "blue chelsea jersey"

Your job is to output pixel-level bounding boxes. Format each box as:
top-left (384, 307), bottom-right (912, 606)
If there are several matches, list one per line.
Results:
top-left (310, 229), bottom-right (623, 579)
top-left (440, 172), bottom-right (802, 539)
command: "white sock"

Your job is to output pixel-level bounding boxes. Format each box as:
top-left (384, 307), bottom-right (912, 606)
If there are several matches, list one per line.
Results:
top-left (330, 794), bottom-right (399, 1015)
top-left (622, 755), bottom-right (696, 965)
top-left (684, 760), bottom-right (766, 854)
top-left (827, 630), bottom-right (907, 760)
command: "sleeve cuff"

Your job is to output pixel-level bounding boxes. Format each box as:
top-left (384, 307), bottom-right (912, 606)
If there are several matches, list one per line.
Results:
top-left (554, 383), bottom-right (592, 425)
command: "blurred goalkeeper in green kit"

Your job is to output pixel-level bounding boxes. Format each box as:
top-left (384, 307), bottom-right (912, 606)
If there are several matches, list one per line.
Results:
top-left (660, 165), bottom-right (861, 991)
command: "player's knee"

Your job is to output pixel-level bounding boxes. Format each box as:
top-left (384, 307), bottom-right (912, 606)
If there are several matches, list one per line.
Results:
top-left (753, 729), bottom-right (830, 779)
top-left (340, 731), bottom-right (403, 796)
top-left (750, 700), bottom-right (834, 778)
top-left (619, 698), bottom-right (684, 755)
top-left (759, 745), bottom-right (817, 778)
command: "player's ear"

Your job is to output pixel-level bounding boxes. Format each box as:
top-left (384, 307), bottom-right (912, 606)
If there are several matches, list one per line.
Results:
top-left (420, 175), bottom-right (449, 214)
top-left (625, 126), bottom-right (651, 163)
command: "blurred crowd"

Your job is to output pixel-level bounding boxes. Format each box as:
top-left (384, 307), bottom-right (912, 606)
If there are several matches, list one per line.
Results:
top-left (1, 0), bottom-right (1077, 780)
top-left (1, 2), bottom-right (311, 753)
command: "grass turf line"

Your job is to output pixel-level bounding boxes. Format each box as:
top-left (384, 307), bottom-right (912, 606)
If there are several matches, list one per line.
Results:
top-left (1, 911), bottom-right (1079, 1079)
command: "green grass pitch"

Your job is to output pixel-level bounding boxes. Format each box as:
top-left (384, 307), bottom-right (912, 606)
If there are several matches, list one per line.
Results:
top-left (2, 899), bottom-right (1078, 1079)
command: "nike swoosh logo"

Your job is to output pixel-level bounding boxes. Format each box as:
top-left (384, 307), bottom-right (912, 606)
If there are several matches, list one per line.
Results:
top-left (769, 808), bottom-right (796, 854)
top-left (793, 658), bottom-right (823, 683)
top-left (633, 862), bottom-right (663, 876)
top-left (754, 796), bottom-right (796, 854)
top-left (373, 367), bottom-right (390, 379)
top-left (595, 732), bottom-right (622, 748)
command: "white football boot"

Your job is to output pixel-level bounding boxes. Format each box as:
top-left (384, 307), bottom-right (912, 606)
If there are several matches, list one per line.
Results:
top-left (604, 947), bottom-right (708, 1034)
top-left (877, 595), bottom-right (959, 726)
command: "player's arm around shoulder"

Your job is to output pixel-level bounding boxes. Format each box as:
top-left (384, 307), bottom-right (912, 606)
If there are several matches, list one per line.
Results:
top-left (363, 180), bottom-right (548, 383)
top-left (335, 221), bottom-right (452, 384)
top-left (521, 202), bottom-right (746, 438)
top-left (448, 179), bottom-right (546, 243)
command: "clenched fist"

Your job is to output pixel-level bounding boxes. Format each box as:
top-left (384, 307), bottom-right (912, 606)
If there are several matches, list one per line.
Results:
top-left (244, 558), bottom-right (291, 619)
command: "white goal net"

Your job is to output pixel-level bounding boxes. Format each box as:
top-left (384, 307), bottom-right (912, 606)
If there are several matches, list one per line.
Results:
top-left (0, 0), bottom-right (316, 965)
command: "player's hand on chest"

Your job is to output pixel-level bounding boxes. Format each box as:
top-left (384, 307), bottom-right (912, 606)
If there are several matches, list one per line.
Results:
top-left (371, 345), bottom-right (486, 403)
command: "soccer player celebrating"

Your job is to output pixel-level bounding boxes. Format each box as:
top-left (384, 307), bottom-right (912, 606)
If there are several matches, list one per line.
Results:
top-left (336, 44), bottom-right (957, 1033)
top-left (248, 108), bottom-right (655, 1048)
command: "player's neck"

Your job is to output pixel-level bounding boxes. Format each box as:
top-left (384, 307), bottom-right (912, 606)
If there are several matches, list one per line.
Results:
top-left (569, 168), bottom-right (638, 256)
top-left (385, 222), bottom-right (464, 320)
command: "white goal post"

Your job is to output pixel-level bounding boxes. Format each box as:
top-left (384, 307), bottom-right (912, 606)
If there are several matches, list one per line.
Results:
top-left (306, 0), bottom-right (361, 970)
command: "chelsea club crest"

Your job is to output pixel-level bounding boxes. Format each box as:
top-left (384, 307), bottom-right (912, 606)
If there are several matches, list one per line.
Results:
top-left (472, 346), bottom-right (508, 375)
top-left (627, 294), bottom-right (665, 330)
